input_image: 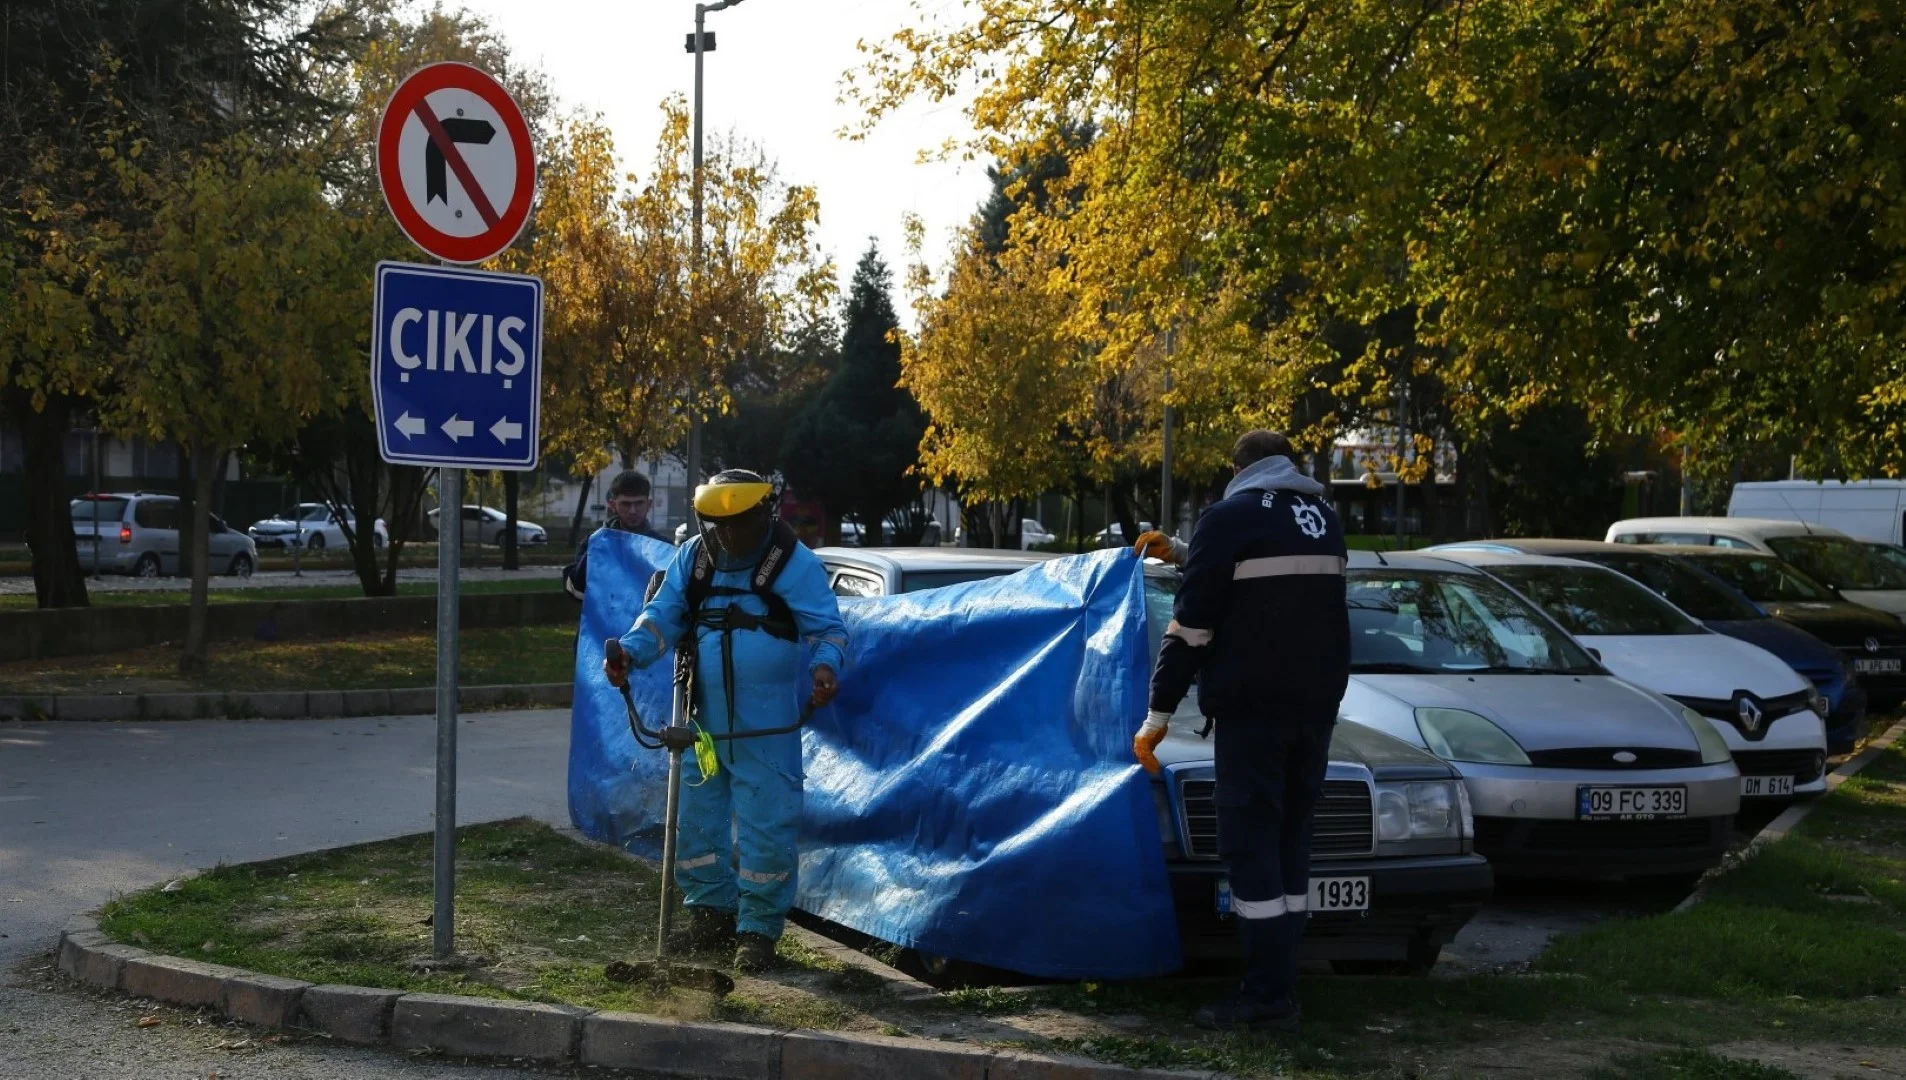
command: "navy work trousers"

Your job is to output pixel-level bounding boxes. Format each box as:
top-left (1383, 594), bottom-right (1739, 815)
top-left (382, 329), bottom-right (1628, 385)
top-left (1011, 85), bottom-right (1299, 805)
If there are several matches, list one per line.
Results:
top-left (1213, 704), bottom-right (1336, 1004)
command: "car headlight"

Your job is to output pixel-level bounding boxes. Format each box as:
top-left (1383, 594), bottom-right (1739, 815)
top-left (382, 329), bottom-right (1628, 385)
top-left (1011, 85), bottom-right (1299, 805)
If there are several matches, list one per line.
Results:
top-left (1414, 708), bottom-right (1530, 766)
top-left (1375, 780), bottom-right (1465, 841)
top-left (1681, 706), bottom-right (1734, 765)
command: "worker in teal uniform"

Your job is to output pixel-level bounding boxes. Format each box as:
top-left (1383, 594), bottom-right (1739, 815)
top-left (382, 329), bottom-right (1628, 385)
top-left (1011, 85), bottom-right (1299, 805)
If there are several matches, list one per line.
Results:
top-left (604, 470), bottom-right (848, 971)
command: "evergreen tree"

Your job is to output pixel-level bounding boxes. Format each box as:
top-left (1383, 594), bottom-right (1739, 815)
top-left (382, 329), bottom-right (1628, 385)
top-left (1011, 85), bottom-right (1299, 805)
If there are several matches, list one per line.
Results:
top-left (783, 244), bottom-right (926, 544)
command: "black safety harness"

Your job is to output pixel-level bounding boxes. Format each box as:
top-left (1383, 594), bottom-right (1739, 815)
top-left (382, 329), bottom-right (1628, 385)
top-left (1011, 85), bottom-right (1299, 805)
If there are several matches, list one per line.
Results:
top-left (682, 522), bottom-right (803, 760)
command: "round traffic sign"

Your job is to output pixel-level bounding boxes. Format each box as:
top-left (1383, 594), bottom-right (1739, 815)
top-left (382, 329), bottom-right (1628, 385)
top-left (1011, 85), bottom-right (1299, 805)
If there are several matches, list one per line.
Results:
top-left (377, 62), bottom-right (536, 264)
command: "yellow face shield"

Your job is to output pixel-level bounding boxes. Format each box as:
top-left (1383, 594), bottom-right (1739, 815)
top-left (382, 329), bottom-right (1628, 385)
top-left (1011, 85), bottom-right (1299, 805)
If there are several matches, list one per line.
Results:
top-left (692, 481), bottom-right (772, 520)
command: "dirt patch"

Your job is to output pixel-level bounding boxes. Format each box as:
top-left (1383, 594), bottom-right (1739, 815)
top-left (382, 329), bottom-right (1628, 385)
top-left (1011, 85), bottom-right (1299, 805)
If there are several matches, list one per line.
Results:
top-left (1413, 1035), bottom-right (1659, 1078)
top-left (1712, 1041), bottom-right (1906, 1078)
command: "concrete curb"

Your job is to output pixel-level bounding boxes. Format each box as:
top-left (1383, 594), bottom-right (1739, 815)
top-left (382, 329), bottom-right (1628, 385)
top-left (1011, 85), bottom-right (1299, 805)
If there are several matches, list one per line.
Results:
top-left (56, 914), bottom-right (1225, 1079)
top-left (0, 682), bottom-right (572, 722)
top-left (1674, 715), bottom-right (1906, 915)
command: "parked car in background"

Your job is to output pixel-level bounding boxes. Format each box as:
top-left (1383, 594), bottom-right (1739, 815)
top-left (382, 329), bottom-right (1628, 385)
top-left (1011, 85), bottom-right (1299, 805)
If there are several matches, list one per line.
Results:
top-left (1431, 539), bottom-right (1867, 754)
top-left (427, 505), bottom-right (547, 546)
top-left (1730, 480), bottom-right (1906, 545)
top-left (950, 518), bottom-right (1042, 548)
top-left (817, 547), bottom-right (1492, 977)
top-left (1090, 521), bottom-right (1156, 549)
top-left (1335, 552), bottom-right (1740, 880)
top-left (1434, 550), bottom-right (1827, 802)
top-left (70, 493), bottom-right (257, 578)
top-left (1607, 517), bottom-right (1906, 621)
top-left (1644, 545), bottom-right (1906, 717)
top-left (247, 503), bottom-right (388, 551)
top-left (1019, 519), bottom-right (1056, 549)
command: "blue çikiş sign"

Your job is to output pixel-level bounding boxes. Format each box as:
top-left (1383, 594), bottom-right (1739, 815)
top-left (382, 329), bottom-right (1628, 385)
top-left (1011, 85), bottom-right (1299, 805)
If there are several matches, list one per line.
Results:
top-left (372, 260), bottom-right (543, 470)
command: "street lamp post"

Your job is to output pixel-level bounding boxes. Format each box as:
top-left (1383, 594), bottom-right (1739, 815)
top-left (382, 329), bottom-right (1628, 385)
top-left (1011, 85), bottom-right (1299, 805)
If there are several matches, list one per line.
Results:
top-left (1161, 324), bottom-right (1176, 539)
top-left (685, 0), bottom-right (745, 492)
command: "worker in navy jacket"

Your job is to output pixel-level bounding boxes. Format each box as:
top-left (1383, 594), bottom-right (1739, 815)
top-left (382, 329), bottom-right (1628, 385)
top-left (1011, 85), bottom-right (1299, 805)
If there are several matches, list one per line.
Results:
top-left (1134, 430), bottom-right (1350, 1033)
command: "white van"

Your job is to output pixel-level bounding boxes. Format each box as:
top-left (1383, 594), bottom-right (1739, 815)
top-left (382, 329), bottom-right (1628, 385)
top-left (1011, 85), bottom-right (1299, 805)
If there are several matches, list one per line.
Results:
top-left (1607, 516), bottom-right (1906, 622)
top-left (1729, 480), bottom-right (1906, 545)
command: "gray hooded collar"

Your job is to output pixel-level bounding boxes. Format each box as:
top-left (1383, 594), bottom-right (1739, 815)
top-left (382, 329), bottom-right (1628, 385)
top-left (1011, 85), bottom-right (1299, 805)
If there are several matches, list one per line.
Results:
top-left (1225, 455), bottom-right (1328, 501)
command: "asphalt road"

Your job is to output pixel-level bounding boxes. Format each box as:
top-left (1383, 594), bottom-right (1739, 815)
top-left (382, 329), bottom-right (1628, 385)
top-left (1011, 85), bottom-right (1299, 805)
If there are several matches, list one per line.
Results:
top-left (1, 710), bottom-right (575, 1078)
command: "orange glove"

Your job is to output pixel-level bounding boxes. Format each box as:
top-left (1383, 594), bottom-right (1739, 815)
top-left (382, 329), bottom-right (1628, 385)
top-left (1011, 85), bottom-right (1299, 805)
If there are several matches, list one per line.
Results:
top-left (1132, 531), bottom-right (1186, 565)
top-left (1134, 711), bottom-right (1171, 774)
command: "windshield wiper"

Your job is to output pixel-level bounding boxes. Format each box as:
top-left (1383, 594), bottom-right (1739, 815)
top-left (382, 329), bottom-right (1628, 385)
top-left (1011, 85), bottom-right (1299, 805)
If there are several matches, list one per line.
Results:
top-left (1350, 661), bottom-right (1437, 674)
top-left (1463, 666), bottom-right (1549, 675)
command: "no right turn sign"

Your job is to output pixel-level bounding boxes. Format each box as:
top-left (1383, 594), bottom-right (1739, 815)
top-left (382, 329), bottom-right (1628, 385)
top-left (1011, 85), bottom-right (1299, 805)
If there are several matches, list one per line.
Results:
top-left (377, 62), bottom-right (536, 265)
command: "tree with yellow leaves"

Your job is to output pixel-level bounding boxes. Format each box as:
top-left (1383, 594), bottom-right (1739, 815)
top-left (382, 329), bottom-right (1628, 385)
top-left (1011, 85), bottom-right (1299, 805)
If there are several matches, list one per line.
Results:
top-left (523, 100), bottom-right (830, 496)
top-left (109, 140), bottom-right (352, 674)
top-left (902, 214), bottom-right (1089, 544)
top-left (856, 0), bottom-right (1906, 490)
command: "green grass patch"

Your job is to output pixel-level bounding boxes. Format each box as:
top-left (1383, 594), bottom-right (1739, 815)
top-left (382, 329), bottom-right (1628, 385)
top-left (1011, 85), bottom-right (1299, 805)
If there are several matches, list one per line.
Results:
top-left (97, 819), bottom-right (872, 1030)
top-left (0, 624), bottom-right (577, 694)
top-left (1539, 744), bottom-right (1906, 1003)
top-left (942, 985), bottom-right (1035, 1015)
top-left (1587, 1048), bottom-right (1802, 1080)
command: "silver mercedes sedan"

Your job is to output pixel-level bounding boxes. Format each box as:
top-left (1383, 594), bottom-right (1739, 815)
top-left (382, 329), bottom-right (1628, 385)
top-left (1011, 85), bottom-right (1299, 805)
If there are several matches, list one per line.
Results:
top-left (1339, 552), bottom-right (1741, 880)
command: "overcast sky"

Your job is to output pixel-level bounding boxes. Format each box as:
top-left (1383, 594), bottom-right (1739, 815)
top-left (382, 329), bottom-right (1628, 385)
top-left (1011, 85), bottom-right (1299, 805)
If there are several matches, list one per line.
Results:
top-left (455, 0), bottom-right (988, 320)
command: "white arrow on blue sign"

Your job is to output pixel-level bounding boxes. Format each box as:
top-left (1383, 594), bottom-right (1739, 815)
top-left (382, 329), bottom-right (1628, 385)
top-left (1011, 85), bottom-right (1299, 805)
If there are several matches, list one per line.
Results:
top-left (371, 260), bottom-right (544, 470)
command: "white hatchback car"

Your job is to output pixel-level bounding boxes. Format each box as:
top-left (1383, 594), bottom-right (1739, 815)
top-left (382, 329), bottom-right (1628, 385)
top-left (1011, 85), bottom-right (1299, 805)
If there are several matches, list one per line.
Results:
top-left (1607, 516), bottom-right (1906, 623)
top-left (1436, 549), bottom-right (1829, 800)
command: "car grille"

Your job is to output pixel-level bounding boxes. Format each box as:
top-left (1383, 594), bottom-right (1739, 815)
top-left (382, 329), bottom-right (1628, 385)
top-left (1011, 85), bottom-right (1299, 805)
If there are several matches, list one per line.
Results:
top-left (1674, 690), bottom-right (1815, 739)
top-left (1474, 817), bottom-right (1723, 854)
top-left (1732, 748), bottom-right (1825, 783)
top-left (1178, 778), bottom-right (1373, 860)
top-left (1525, 747), bottom-right (1703, 770)
top-left (1812, 624), bottom-right (1906, 650)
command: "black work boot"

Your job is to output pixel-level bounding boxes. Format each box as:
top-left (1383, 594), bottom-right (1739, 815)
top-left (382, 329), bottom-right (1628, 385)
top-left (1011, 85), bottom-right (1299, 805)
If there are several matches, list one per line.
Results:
top-left (1194, 991), bottom-right (1300, 1032)
top-left (733, 931), bottom-right (779, 973)
top-left (671, 906), bottom-right (736, 953)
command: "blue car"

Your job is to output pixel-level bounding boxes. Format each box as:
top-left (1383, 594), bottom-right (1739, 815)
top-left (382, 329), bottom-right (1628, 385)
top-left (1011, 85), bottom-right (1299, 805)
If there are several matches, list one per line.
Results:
top-left (1430, 540), bottom-right (1866, 754)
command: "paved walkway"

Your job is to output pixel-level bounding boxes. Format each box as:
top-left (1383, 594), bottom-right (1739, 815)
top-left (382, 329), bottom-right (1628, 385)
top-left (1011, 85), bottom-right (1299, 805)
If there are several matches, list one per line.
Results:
top-left (1, 710), bottom-right (574, 1076)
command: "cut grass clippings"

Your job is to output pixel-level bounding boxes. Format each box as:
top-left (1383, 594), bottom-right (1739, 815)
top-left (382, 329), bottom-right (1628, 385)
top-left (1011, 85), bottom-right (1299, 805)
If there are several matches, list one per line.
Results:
top-left (92, 748), bottom-right (1906, 1078)
top-left (0, 624), bottom-right (576, 694)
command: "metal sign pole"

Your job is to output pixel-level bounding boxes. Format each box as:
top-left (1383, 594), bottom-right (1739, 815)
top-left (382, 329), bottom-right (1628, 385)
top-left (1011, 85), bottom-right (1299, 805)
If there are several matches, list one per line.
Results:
top-left (372, 64), bottom-right (541, 964)
top-left (433, 466), bottom-right (463, 959)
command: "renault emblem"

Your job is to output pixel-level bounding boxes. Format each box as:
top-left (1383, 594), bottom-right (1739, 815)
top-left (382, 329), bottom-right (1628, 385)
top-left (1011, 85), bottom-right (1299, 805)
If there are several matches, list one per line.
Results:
top-left (1866, 637), bottom-right (1882, 654)
top-left (1736, 694), bottom-right (1763, 733)
top-left (1612, 750), bottom-right (1638, 764)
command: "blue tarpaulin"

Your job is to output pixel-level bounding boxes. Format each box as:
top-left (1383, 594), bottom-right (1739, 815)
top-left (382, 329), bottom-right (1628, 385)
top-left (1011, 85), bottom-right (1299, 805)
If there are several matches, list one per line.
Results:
top-left (567, 531), bottom-right (1182, 979)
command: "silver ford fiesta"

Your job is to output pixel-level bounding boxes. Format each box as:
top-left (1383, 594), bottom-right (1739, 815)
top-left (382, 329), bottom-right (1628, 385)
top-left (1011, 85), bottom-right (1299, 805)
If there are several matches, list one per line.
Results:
top-left (1338, 552), bottom-right (1741, 880)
